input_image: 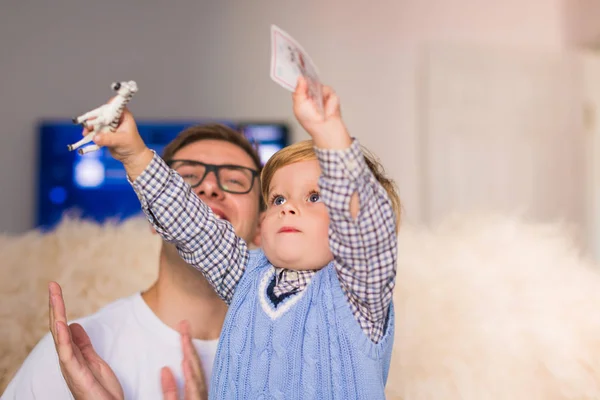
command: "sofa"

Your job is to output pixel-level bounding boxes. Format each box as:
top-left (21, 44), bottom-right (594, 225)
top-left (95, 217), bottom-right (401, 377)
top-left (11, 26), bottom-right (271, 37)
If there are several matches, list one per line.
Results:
top-left (2, 213), bottom-right (600, 399)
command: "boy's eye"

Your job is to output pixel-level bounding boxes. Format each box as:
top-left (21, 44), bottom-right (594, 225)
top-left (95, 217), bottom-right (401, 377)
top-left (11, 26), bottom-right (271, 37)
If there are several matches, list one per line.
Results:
top-left (308, 193), bottom-right (321, 203)
top-left (273, 195), bottom-right (286, 206)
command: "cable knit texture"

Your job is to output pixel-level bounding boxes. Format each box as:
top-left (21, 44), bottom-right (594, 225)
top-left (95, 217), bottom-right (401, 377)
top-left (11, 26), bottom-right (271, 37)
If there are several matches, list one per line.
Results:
top-left (209, 250), bottom-right (395, 400)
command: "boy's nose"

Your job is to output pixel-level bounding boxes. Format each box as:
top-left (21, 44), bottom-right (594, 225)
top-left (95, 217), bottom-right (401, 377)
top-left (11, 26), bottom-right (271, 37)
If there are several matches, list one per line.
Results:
top-left (280, 203), bottom-right (298, 216)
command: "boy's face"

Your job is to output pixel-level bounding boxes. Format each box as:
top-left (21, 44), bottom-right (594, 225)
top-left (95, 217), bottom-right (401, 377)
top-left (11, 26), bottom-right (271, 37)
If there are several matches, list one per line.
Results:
top-left (261, 159), bottom-right (333, 270)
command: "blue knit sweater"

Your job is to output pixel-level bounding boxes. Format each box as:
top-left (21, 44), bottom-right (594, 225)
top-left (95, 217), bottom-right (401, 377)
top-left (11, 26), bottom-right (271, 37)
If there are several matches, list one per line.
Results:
top-left (209, 250), bottom-right (395, 400)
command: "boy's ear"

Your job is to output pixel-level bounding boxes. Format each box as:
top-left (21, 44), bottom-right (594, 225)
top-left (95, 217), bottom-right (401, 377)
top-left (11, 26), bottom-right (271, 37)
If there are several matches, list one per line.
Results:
top-left (251, 212), bottom-right (265, 248)
top-left (149, 224), bottom-right (157, 235)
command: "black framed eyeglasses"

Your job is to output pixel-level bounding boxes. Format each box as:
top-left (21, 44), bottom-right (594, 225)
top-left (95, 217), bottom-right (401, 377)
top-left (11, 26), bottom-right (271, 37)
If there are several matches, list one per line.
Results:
top-left (167, 159), bottom-right (259, 194)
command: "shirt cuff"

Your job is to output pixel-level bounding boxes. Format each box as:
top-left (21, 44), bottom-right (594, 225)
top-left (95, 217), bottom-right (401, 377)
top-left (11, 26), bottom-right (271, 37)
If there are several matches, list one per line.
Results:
top-left (313, 138), bottom-right (366, 181)
top-left (127, 150), bottom-right (171, 210)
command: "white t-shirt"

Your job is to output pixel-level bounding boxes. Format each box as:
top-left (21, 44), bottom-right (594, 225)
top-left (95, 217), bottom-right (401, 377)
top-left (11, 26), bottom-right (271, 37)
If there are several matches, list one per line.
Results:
top-left (2, 293), bottom-right (219, 400)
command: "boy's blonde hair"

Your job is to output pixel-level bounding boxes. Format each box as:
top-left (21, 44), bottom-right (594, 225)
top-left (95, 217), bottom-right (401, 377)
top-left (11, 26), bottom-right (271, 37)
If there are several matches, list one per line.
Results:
top-left (261, 140), bottom-right (401, 230)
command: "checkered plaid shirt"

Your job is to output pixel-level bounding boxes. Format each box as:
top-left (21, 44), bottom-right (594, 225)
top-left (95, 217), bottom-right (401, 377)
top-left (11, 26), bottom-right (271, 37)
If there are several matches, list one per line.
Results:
top-left (130, 139), bottom-right (398, 343)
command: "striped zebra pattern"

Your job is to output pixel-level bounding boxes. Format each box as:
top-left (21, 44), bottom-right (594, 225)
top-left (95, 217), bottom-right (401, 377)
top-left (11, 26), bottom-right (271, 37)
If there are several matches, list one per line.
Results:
top-left (109, 90), bottom-right (136, 131)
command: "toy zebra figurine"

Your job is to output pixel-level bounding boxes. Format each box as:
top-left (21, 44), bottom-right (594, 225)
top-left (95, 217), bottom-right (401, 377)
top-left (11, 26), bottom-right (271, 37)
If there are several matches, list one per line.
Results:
top-left (67, 80), bottom-right (138, 155)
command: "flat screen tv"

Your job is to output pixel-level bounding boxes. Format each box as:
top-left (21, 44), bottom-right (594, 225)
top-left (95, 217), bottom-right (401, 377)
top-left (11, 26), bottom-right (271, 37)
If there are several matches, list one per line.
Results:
top-left (36, 120), bottom-right (289, 229)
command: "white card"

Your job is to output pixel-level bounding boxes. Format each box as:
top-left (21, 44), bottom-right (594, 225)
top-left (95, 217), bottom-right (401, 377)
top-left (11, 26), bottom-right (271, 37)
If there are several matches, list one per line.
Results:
top-left (270, 24), bottom-right (324, 116)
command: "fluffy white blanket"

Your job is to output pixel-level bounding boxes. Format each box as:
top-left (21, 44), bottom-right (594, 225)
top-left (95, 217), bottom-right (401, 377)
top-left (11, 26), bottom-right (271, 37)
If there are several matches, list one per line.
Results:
top-left (2, 214), bottom-right (600, 399)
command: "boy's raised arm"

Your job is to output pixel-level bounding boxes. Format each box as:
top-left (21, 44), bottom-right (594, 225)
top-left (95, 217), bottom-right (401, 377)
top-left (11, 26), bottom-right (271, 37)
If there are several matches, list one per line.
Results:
top-left (90, 109), bottom-right (248, 304)
top-left (315, 142), bottom-right (397, 343)
top-left (293, 77), bottom-right (398, 343)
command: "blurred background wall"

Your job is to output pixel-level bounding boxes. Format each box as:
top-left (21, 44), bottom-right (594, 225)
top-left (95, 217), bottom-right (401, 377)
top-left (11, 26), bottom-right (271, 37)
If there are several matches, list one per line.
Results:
top-left (3, 0), bottom-right (600, 255)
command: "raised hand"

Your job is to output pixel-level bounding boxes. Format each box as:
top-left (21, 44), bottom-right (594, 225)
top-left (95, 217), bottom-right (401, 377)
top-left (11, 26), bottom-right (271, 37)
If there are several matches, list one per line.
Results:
top-left (48, 282), bottom-right (124, 400)
top-left (160, 320), bottom-right (208, 400)
top-left (50, 283), bottom-right (208, 400)
top-left (292, 76), bottom-right (351, 149)
top-left (81, 107), bottom-right (153, 180)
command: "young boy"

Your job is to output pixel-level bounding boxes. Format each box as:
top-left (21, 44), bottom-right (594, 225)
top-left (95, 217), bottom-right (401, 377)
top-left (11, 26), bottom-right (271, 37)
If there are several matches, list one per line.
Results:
top-left (93, 77), bottom-right (401, 399)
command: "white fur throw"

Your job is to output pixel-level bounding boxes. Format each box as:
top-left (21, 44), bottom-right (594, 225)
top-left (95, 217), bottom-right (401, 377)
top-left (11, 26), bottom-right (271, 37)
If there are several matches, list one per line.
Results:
top-left (2, 214), bottom-right (600, 399)
top-left (386, 213), bottom-right (600, 400)
top-left (0, 217), bottom-right (160, 391)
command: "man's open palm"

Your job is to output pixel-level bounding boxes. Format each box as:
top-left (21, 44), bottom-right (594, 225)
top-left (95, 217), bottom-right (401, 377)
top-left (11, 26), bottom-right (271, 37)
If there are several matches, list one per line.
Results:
top-left (49, 282), bottom-right (124, 400)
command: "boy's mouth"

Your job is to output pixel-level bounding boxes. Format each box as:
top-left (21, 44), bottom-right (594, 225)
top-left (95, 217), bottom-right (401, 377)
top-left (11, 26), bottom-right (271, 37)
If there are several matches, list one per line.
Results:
top-left (278, 226), bottom-right (300, 233)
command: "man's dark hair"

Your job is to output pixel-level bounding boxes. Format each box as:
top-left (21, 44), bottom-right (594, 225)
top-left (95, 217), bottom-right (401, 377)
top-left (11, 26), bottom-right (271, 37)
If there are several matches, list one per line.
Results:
top-left (162, 124), bottom-right (264, 210)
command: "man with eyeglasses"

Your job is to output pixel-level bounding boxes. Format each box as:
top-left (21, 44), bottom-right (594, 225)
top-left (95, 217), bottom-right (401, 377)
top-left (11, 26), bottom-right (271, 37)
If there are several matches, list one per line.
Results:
top-left (3, 124), bottom-right (264, 400)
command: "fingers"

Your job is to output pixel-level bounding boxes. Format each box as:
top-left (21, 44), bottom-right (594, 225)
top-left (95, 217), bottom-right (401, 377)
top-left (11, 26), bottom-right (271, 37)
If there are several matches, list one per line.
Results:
top-left (321, 85), bottom-right (338, 105)
top-left (69, 323), bottom-right (106, 385)
top-left (293, 75), bottom-right (309, 100)
top-left (321, 85), bottom-right (335, 100)
top-left (179, 321), bottom-right (203, 382)
top-left (160, 321), bottom-right (208, 400)
top-left (160, 367), bottom-right (179, 400)
top-left (92, 128), bottom-right (128, 148)
top-left (55, 321), bottom-right (77, 363)
top-left (49, 282), bottom-right (67, 345)
top-left (295, 75), bottom-right (307, 89)
top-left (90, 107), bottom-right (138, 148)
top-left (293, 77), bottom-right (338, 117)
top-left (69, 323), bottom-right (125, 400)
top-left (182, 358), bottom-right (201, 400)
top-left (113, 107), bottom-right (135, 130)
top-left (49, 282), bottom-right (82, 372)
top-left (179, 320), bottom-right (207, 400)
top-left (92, 132), bottom-right (113, 148)
top-left (49, 283), bottom-right (56, 337)
top-left (120, 107), bottom-right (134, 122)
top-left (69, 323), bottom-right (97, 360)
top-left (80, 116), bottom-right (99, 136)
top-left (114, 107), bottom-right (134, 131)
top-left (315, 83), bottom-right (340, 118)
top-left (324, 93), bottom-right (340, 118)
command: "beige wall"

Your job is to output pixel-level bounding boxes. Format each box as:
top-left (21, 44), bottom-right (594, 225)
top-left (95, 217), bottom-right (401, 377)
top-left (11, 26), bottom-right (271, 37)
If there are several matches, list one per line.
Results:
top-left (0, 0), bottom-right (588, 233)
